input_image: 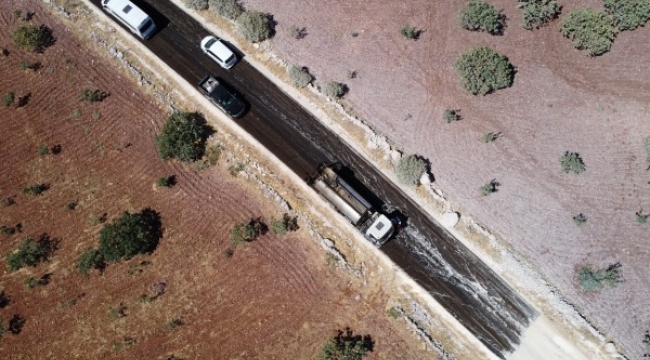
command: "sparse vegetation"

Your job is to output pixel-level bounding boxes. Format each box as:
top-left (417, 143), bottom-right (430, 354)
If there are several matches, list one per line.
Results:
top-left (230, 218), bottom-right (265, 245)
top-left (386, 307), bottom-right (401, 319)
top-left (480, 179), bottom-right (500, 196)
top-left (38, 144), bottom-right (49, 155)
top-left (603, 0), bottom-right (650, 31)
top-left (156, 176), bottom-right (176, 188)
top-left (12, 23), bottom-right (48, 52)
top-left (288, 65), bottom-right (313, 88)
top-left (269, 213), bottom-right (299, 235)
top-left (443, 109), bottom-right (461, 123)
top-left (482, 132), bottom-right (501, 143)
top-left (518, 0), bottom-right (561, 29)
top-left (318, 328), bottom-right (373, 360)
top-left (76, 248), bottom-right (105, 276)
top-left (559, 9), bottom-right (616, 56)
top-left (22, 183), bottom-right (48, 196)
top-left (3, 92), bottom-right (15, 107)
top-left (578, 263), bottom-right (621, 292)
top-left (6, 236), bottom-right (56, 271)
top-left (228, 162), bottom-right (246, 176)
top-left (81, 89), bottom-right (105, 103)
top-left (560, 151), bottom-right (586, 174)
top-left (459, 0), bottom-right (506, 35)
top-left (455, 47), bottom-right (515, 95)
top-left (69, 108), bottom-right (81, 119)
top-left (236, 11), bottom-right (273, 43)
top-left (399, 26), bottom-right (420, 39)
top-left (156, 111), bottom-right (211, 162)
top-left (98, 208), bottom-right (162, 263)
top-left (289, 25), bottom-right (306, 39)
top-left (395, 155), bottom-right (427, 186)
top-left (573, 213), bottom-right (587, 226)
top-left (184, 0), bottom-right (208, 10)
top-left (209, 0), bottom-right (243, 20)
top-left (320, 81), bottom-right (346, 99)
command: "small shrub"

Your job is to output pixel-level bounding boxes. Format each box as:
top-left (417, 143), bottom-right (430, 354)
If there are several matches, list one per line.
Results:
top-left (12, 23), bottom-right (47, 52)
top-left (22, 183), bottom-right (48, 196)
top-left (81, 89), bottom-right (105, 103)
top-left (636, 210), bottom-right (649, 224)
top-left (318, 328), bottom-right (372, 360)
top-left (236, 11), bottom-right (273, 43)
top-left (395, 155), bottom-right (427, 186)
top-left (166, 318), bottom-right (183, 330)
top-left (459, 0), bottom-right (506, 35)
top-left (20, 60), bottom-right (39, 71)
top-left (289, 25), bottom-right (306, 39)
top-left (0, 49), bottom-right (9, 57)
top-left (156, 176), bottom-right (176, 188)
top-left (6, 236), bottom-right (55, 271)
top-left (128, 261), bottom-right (151, 275)
top-left (230, 222), bottom-right (256, 245)
top-left (76, 248), bottom-right (105, 276)
top-left (399, 26), bottom-right (420, 39)
top-left (92, 111), bottom-right (101, 121)
top-left (69, 108), bottom-right (81, 119)
top-left (347, 70), bottom-right (357, 79)
top-left (13, 9), bottom-right (22, 22)
top-left (578, 263), bottom-right (621, 292)
top-left (455, 46), bottom-right (515, 95)
top-left (518, 0), bottom-right (561, 30)
top-left (139, 294), bottom-right (153, 304)
top-left (560, 151), bottom-right (586, 174)
top-left (224, 248), bottom-right (234, 257)
top-left (351, 31), bottom-right (359, 37)
top-left (573, 213), bottom-right (587, 226)
top-left (480, 179), bottom-right (500, 196)
top-left (184, 0), bottom-right (208, 10)
top-left (386, 307), bottom-right (401, 319)
top-left (204, 144), bottom-right (223, 165)
top-left (559, 9), bottom-right (616, 56)
top-left (24, 277), bottom-right (39, 290)
top-left (443, 109), bottom-right (461, 123)
top-left (228, 162), bottom-right (246, 176)
top-left (66, 201), bottom-right (78, 210)
top-left (108, 304), bottom-right (127, 320)
top-left (0, 198), bottom-right (15, 207)
top-left (482, 132), bottom-right (501, 143)
top-left (209, 0), bottom-right (243, 20)
top-left (3, 92), bottom-right (15, 107)
top-left (0, 225), bottom-right (16, 236)
top-left (603, 0), bottom-right (650, 31)
top-left (98, 208), bottom-right (162, 263)
top-left (270, 217), bottom-right (287, 235)
top-left (320, 81), bottom-right (346, 99)
top-left (37, 144), bottom-right (49, 155)
top-left (156, 111), bottom-right (211, 162)
top-left (288, 65), bottom-right (313, 88)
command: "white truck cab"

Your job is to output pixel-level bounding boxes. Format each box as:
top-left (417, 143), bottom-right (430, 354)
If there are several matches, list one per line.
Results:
top-left (102, 0), bottom-right (156, 40)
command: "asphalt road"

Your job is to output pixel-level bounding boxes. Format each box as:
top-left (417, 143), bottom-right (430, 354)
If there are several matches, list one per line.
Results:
top-left (91, 1), bottom-right (538, 357)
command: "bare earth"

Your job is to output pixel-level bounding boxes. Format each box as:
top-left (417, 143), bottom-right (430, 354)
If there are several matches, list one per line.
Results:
top-left (241, 0), bottom-right (650, 357)
top-left (0, 3), bottom-right (432, 359)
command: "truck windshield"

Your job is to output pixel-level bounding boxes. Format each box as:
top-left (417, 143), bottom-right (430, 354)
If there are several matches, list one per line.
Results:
top-left (140, 19), bottom-right (154, 33)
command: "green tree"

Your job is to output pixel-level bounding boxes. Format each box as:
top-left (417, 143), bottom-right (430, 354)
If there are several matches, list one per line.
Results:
top-left (320, 81), bottom-right (346, 99)
top-left (559, 8), bottom-right (616, 56)
top-left (395, 155), bottom-right (427, 186)
top-left (454, 46), bottom-right (515, 95)
top-left (156, 111), bottom-right (210, 162)
top-left (518, 0), bottom-right (561, 30)
top-left (560, 151), bottom-right (586, 174)
top-left (236, 11), bottom-right (273, 43)
top-left (12, 23), bottom-right (48, 52)
top-left (98, 208), bottom-right (162, 263)
top-left (459, 0), bottom-right (506, 35)
top-left (288, 65), bottom-right (313, 88)
top-left (76, 248), bottom-right (105, 276)
top-left (318, 328), bottom-right (373, 360)
top-left (6, 236), bottom-right (54, 271)
top-left (209, 0), bottom-right (243, 20)
top-left (603, 0), bottom-right (650, 31)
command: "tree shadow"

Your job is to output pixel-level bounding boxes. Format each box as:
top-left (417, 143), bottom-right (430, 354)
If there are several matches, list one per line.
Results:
top-left (141, 208), bottom-right (163, 253)
top-left (17, 92), bottom-right (31, 108)
top-left (0, 291), bottom-right (10, 308)
top-left (335, 327), bottom-right (374, 353)
top-left (38, 233), bottom-right (60, 262)
top-left (36, 25), bottom-right (56, 53)
top-left (9, 314), bottom-right (25, 335)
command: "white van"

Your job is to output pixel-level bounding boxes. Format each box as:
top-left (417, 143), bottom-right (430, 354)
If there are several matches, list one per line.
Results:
top-left (102, 0), bottom-right (156, 40)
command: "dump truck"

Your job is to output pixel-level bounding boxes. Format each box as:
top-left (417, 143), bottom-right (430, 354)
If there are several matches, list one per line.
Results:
top-left (311, 163), bottom-right (395, 247)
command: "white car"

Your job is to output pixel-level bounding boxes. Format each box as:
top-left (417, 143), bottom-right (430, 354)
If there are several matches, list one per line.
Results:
top-left (200, 36), bottom-right (237, 69)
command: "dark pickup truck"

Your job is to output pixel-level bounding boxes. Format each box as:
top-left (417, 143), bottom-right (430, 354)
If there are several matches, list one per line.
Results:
top-left (198, 75), bottom-right (246, 119)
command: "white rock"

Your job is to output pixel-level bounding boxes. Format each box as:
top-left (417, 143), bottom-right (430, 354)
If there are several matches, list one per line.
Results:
top-left (420, 172), bottom-right (433, 185)
top-left (442, 211), bottom-right (460, 227)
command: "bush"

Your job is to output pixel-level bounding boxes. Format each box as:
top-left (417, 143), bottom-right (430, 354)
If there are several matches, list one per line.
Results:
top-left (230, 218), bottom-right (265, 245)
top-left (156, 176), bottom-right (176, 188)
top-left (6, 236), bottom-right (55, 271)
top-left (81, 89), bottom-right (105, 103)
top-left (156, 111), bottom-right (210, 162)
top-left (458, 0), bottom-right (506, 35)
top-left (518, 0), bottom-right (561, 30)
top-left (399, 26), bottom-right (420, 39)
top-left (236, 11), bottom-right (273, 43)
top-left (480, 179), bottom-right (500, 196)
top-left (573, 213), bottom-right (587, 226)
top-left (209, 0), bottom-right (243, 20)
top-left (603, 0), bottom-right (650, 31)
top-left (12, 24), bottom-right (48, 52)
top-left (23, 183), bottom-right (48, 196)
top-left (184, 0), bottom-right (208, 10)
top-left (269, 217), bottom-right (287, 235)
top-left (66, 201), bottom-right (78, 210)
top-left (289, 25), bottom-right (306, 39)
top-left (482, 132), bottom-right (501, 143)
top-left (636, 210), bottom-right (649, 223)
top-left (76, 248), bottom-right (105, 276)
top-left (578, 263), bottom-right (621, 292)
top-left (288, 65), bottom-right (313, 88)
top-left (560, 151), bottom-right (586, 174)
top-left (320, 81), bottom-right (346, 99)
top-left (395, 155), bottom-right (427, 186)
top-left (3, 92), bottom-right (15, 107)
top-left (37, 144), bottom-right (49, 155)
top-left (559, 9), bottom-right (616, 56)
top-left (0, 225), bottom-right (15, 236)
top-left (0, 198), bottom-right (15, 207)
top-left (318, 328), bottom-right (372, 360)
top-left (454, 47), bottom-right (515, 95)
top-left (443, 109), bottom-right (461, 123)
top-left (20, 60), bottom-right (39, 71)
top-left (98, 208), bottom-right (162, 263)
